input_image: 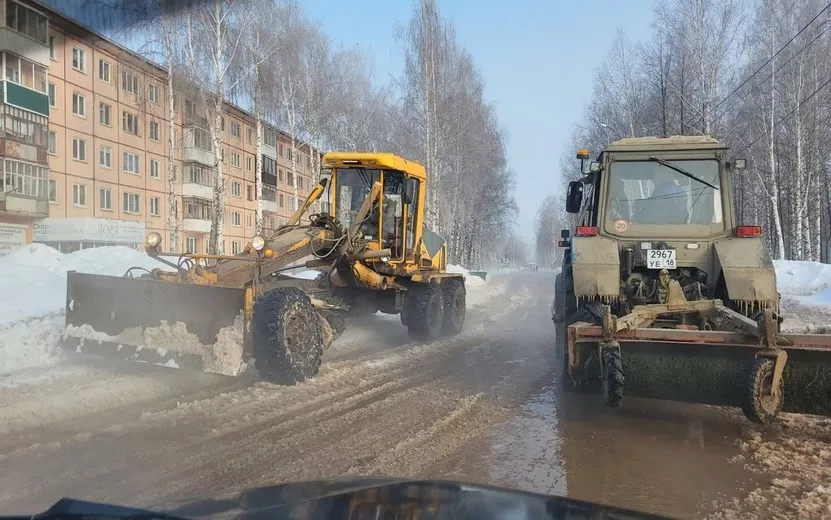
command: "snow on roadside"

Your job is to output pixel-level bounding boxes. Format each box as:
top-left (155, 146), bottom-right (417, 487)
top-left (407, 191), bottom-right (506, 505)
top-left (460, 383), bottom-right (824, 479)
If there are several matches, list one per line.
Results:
top-left (0, 244), bottom-right (168, 377)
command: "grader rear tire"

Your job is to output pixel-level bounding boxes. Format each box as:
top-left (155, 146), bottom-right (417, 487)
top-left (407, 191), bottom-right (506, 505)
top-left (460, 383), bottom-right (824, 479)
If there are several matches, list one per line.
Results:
top-left (441, 278), bottom-right (466, 336)
top-left (253, 287), bottom-right (324, 385)
top-left (742, 357), bottom-right (784, 425)
top-left (406, 284), bottom-right (444, 341)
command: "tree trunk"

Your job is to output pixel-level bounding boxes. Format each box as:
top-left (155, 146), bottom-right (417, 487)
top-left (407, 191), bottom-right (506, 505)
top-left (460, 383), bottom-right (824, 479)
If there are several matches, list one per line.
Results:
top-left (164, 20), bottom-right (178, 253)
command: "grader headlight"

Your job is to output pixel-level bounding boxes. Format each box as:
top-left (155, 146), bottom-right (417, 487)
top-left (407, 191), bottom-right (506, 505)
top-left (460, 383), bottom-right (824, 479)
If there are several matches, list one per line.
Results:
top-left (251, 235), bottom-right (266, 251)
top-left (146, 232), bottom-right (162, 248)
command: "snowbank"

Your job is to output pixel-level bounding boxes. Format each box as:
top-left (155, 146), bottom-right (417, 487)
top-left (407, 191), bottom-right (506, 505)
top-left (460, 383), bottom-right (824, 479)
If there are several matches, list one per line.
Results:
top-left (447, 263), bottom-right (486, 287)
top-left (774, 259), bottom-right (831, 297)
top-left (0, 244), bottom-right (168, 376)
top-left (0, 244), bottom-right (167, 326)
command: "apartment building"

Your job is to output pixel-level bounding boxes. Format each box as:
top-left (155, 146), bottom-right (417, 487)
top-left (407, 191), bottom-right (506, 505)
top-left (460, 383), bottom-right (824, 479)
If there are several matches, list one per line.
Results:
top-left (0, 0), bottom-right (319, 255)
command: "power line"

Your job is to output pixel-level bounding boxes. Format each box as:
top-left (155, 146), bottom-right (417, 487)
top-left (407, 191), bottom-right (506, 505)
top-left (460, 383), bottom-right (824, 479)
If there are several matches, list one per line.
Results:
top-left (714, 1), bottom-right (831, 111)
top-left (714, 20), bottom-right (831, 121)
top-left (739, 73), bottom-right (831, 152)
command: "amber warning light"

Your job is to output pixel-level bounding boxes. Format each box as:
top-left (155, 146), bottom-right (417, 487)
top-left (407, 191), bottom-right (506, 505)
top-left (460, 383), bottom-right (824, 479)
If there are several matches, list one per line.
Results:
top-left (736, 225), bottom-right (762, 237)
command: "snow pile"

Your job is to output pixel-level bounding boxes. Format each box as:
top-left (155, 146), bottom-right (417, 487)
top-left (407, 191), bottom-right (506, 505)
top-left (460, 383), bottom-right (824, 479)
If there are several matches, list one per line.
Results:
top-left (775, 259), bottom-right (831, 298)
top-left (447, 263), bottom-right (486, 287)
top-left (707, 415), bottom-right (831, 519)
top-left (0, 244), bottom-right (168, 376)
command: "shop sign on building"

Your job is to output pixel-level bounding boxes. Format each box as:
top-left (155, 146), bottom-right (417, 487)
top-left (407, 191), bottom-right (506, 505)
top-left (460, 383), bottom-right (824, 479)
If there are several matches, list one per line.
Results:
top-left (33, 218), bottom-right (146, 244)
top-left (0, 223), bottom-right (27, 256)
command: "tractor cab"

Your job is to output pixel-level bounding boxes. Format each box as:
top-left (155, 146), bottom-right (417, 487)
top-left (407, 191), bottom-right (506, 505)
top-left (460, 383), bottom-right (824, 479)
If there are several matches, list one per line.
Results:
top-left (320, 152), bottom-right (427, 263)
top-left (565, 136), bottom-right (747, 241)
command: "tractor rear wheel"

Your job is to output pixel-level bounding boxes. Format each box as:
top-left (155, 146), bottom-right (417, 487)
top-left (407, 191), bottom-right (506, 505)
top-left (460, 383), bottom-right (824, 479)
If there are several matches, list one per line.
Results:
top-left (253, 287), bottom-right (324, 385)
top-left (742, 357), bottom-right (784, 424)
top-left (441, 278), bottom-right (466, 336)
top-left (405, 284), bottom-right (445, 341)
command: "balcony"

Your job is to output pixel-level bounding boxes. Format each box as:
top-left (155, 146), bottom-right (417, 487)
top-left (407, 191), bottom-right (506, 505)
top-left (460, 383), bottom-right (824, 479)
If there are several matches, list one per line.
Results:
top-left (182, 218), bottom-right (211, 233)
top-left (262, 199), bottom-right (278, 213)
top-left (182, 182), bottom-right (213, 199)
top-left (182, 127), bottom-right (215, 166)
top-left (0, 29), bottom-right (49, 67)
top-left (0, 191), bottom-right (48, 217)
top-left (1, 80), bottom-right (49, 117)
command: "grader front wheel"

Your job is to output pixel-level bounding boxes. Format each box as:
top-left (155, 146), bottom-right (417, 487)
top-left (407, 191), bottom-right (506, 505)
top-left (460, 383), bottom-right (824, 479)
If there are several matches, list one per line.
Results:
top-left (742, 357), bottom-right (785, 425)
top-left (253, 287), bottom-right (324, 385)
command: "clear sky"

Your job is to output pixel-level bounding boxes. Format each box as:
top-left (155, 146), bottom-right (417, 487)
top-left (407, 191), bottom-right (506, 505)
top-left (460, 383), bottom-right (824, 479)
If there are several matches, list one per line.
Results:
top-left (300, 0), bottom-right (655, 242)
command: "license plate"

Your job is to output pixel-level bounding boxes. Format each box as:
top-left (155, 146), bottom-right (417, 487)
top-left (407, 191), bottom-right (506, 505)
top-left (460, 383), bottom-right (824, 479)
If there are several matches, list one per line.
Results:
top-left (647, 249), bottom-right (676, 269)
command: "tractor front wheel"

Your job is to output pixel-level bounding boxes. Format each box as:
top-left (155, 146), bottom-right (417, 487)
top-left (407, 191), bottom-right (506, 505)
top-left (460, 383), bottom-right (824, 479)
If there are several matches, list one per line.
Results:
top-left (253, 287), bottom-right (324, 385)
top-left (601, 347), bottom-right (624, 408)
top-left (405, 284), bottom-right (445, 341)
top-left (742, 357), bottom-right (784, 425)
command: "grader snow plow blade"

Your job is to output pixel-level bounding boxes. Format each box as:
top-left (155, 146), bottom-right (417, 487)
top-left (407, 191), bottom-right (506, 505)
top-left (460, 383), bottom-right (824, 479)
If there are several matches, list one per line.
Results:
top-left (566, 305), bottom-right (831, 421)
top-left (61, 270), bottom-right (250, 376)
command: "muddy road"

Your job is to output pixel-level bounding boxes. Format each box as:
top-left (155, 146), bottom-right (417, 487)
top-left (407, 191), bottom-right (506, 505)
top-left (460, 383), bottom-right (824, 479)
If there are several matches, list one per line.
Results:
top-left (0, 271), bottom-right (764, 518)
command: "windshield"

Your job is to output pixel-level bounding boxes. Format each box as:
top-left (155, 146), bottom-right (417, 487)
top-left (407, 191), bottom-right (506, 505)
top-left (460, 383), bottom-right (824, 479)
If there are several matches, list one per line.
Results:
top-left (335, 168), bottom-right (380, 230)
top-left (606, 159), bottom-right (723, 230)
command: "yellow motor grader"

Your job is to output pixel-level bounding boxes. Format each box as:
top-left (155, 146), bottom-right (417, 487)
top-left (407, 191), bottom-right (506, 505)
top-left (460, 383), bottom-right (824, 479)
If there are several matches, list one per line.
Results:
top-left (61, 152), bottom-right (466, 384)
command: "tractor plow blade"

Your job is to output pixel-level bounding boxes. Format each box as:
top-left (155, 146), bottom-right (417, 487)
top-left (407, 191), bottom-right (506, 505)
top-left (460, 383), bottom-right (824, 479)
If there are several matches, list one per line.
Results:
top-left (568, 323), bottom-right (831, 417)
top-left (62, 271), bottom-right (249, 376)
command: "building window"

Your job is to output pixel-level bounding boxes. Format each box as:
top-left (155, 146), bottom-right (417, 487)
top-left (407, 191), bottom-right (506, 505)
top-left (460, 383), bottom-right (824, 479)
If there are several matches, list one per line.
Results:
top-left (49, 36), bottom-right (55, 59)
top-left (71, 47), bottom-right (86, 73)
top-left (192, 127), bottom-right (212, 151)
top-left (72, 92), bottom-right (86, 117)
top-left (186, 237), bottom-right (197, 253)
top-left (186, 163), bottom-right (211, 185)
top-left (2, 159), bottom-right (48, 198)
top-left (247, 213), bottom-right (253, 228)
top-left (231, 121), bottom-right (240, 138)
top-left (47, 83), bottom-right (56, 107)
top-left (287, 148), bottom-right (293, 161)
top-left (150, 159), bottom-right (160, 178)
top-left (73, 183), bottom-right (86, 206)
top-left (6, 1), bottom-right (48, 44)
top-left (148, 84), bottom-right (159, 104)
top-left (246, 156), bottom-right (253, 171)
top-left (262, 155), bottom-right (276, 175)
top-left (150, 196), bottom-right (160, 216)
top-left (3, 105), bottom-right (48, 146)
top-left (123, 192), bottom-right (140, 214)
top-left (278, 193), bottom-right (284, 208)
top-left (246, 185), bottom-right (253, 201)
top-left (220, 116), bottom-right (225, 131)
top-left (48, 131), bottom-right (56, 155)
top-left (121, 70), bottom-right (139, 95)
top-left (278, 168), bottom-right (283, 182)
top-left (98, 59), bottom-right (110, 82)
top-left (123, 151), bottom-right (140, 174)
top-left (185, 100), bottom-right (196, 118)
top-left (99, 187), bottom-right (111, 210)
top-left (287, 171), bottom-right (294, 185)
top-left (298, 176), bottom-right (303, 190)
top-left (220, 148), bottom-right (225, 162)
top-left (232, 181), bottom-right (241, 197)
top-left (278, 143), bottom-right (283, 156)
top-left (72, 137), bottom-right (86, 161)
top-left (263, 184), bottom-right (276, 202)
top-left (232, 152), bottom-right (241, 168)
top-left (265, 130), bottom-right (276, 147)
top-left (48, 179), bottom-right (57, 203)
top-left (232, 211), bottom-right (241, 226)
top-left (246, 127), bottom-right (253, 144)
top-left (99, 145), bottom-right (112, 168)
top-left (184, 197), bottom-right (212, 220)
top-left (123, 111), bottom-right (139, 135)
top-left (99, 102), bottom-right (111, 126)
top-left (149, 120), bottom-right (160, 141)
